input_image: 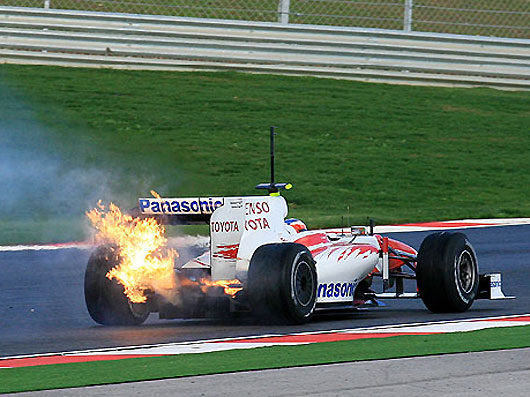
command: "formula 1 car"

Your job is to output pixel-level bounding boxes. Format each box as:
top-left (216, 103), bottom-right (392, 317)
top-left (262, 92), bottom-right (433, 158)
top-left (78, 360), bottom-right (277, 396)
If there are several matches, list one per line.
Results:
top-left (85, 129), bottom-right (512, 326)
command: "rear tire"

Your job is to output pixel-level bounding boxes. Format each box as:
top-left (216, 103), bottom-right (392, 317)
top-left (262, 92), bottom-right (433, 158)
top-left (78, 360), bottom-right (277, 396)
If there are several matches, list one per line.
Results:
top-left (247, 243), bottom-right (317, 324)
top-left (416, 232), bottom-right (478, 313)
top-left (84, 245), bottom-right (150, 326)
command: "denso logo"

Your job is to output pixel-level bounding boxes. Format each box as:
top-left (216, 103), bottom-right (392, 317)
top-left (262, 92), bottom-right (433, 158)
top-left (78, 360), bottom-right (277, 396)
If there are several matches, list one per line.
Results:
top-left (317, 282), bottom-right (355, 298)
top-left (139, 197), bottom-right (223, 215)
top-left (245, 201), bottom-right (270, 215)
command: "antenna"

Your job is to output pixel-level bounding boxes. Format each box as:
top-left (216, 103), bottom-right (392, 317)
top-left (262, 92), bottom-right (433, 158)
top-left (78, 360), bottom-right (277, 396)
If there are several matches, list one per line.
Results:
top-left (369, 218), bottom-right (375, 235)
top-left (255, 126), bottom-right (292, 195)
top-left (270, 126), bottom-right (275, 188)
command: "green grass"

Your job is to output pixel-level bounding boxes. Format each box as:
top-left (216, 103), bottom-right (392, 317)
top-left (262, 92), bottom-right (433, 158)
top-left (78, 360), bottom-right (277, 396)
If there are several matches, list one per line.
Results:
top-left (1, 325), bottom-right (530, 393)
top-left (1, 64), bottom-right (529, 244)
top-left (4, 0), bottom-right (529, 38)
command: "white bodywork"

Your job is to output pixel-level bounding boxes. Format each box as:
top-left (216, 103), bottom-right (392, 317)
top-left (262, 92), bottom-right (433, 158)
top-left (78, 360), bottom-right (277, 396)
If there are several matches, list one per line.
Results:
top-left (182, 195), bottom-right (380, 304)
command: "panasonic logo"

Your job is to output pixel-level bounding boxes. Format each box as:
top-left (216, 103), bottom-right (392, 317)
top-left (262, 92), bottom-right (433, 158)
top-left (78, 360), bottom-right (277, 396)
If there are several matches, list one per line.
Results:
top-left (139, 197), bottom-right (224, 215)
top-left (317, 282), bottom-right (355, 298)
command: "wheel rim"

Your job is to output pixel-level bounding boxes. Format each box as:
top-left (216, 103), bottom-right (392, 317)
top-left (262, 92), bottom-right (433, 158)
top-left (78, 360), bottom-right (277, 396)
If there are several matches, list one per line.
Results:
top-left (128, 301), bottom-right (148, 319)
top-left (293, 260), bottom-right (315, 307)
top-left (456, 250), bottom-right (475, 294)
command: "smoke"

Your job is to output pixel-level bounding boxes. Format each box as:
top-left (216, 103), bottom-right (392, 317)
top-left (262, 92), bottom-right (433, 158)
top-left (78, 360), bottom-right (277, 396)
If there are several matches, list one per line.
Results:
top-left (2, 82), bottom-right (110, 214)
top-left (0, 140), bottom-right (114, 219)
top-left (0, 77), bottom-right (153, 247)
top-left (168, 235), bottom-right (209, 249)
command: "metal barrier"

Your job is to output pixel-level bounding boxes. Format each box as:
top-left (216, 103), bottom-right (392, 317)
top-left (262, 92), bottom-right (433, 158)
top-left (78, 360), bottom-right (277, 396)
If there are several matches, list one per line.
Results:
top-left (3, 0), bottom-right (529, 39)
top-left (1, 7), bottom-right (529, 89)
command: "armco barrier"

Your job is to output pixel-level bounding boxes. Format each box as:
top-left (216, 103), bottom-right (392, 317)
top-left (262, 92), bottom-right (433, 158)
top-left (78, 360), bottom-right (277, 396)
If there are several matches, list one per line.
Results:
top-left (5, 0), bottom-right (529, 38)
top-left (1, 7), bottom-right (529, 89)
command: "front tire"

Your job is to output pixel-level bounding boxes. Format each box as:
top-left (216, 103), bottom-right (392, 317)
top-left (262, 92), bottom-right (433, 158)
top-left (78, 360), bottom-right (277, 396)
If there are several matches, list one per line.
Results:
top-left (416, 232), bottom-right (479, 313)
top-left (84, 245), bottom-right (150, 325)
top-left (247, 243), bottom-right (317, 324)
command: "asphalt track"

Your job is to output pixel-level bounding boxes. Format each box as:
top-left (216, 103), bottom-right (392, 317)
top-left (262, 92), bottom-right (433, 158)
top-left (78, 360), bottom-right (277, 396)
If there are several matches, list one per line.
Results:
top-left (1, 225), bottom-right (529, 357)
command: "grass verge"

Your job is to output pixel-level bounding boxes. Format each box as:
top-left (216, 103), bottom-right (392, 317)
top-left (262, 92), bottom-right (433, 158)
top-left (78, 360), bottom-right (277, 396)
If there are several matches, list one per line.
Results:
top-left (1, 325), bottom-right (530, 393)
top-left (1, 65), bottom-right (529, 244)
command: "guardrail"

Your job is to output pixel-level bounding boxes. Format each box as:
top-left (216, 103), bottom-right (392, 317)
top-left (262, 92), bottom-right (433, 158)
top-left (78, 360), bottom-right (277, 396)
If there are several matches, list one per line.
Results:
top-left (1, 7), bottom-right (529, 89)
top-left (6, 0), bottom-right (530, 38)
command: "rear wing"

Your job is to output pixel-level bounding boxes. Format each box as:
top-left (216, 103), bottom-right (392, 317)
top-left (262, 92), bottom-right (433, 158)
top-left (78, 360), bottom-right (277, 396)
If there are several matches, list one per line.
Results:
top-left (209, 195), bottom-right (290, 281)
top-left (140, 194), bottom-right (291, 281)
top-left (137, 197), bottom-right (224, 224)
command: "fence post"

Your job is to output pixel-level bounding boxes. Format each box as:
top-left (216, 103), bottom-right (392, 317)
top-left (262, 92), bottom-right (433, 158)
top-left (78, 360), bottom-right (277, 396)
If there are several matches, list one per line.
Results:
top-left (44, 0), bottom-right (50, 8)
top-left (404, 0), bottom-right (413, 32)
top-left (277, 0), bottom-right (290, 24)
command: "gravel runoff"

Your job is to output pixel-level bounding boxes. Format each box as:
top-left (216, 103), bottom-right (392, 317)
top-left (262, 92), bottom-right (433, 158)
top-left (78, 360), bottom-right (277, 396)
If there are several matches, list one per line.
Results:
top-left (8, 348), bottom-right (530, 396)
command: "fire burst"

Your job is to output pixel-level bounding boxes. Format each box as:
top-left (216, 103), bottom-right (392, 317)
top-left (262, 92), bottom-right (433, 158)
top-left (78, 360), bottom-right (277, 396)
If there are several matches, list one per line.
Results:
top-left (86, 202), bottom-right (178, 303)
top-left (183, 278), bottom-right (243, 298)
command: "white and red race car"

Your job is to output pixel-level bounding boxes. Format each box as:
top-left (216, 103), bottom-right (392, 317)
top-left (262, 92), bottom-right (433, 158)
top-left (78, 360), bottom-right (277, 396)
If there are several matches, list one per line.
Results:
top-left (85, 131), bottom-right (511, 326)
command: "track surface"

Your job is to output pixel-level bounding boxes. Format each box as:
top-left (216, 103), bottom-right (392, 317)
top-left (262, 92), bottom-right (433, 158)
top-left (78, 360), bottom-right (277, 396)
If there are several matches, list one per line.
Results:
top-left (1, 226), bottom-right (528, 357)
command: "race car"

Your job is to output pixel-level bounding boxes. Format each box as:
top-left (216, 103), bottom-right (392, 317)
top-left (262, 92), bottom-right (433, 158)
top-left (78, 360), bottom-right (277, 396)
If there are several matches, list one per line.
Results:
top-left (84, 129), bottom-right (512, 326)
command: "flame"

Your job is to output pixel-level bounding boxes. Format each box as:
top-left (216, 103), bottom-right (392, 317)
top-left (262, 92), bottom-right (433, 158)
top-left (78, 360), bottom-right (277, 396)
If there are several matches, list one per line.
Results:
top-left (150, 190), bottom-right (161, 199)
top-left (86, 201), bottom-right (178, 303)
top-left (201, 279), bottom-right (243, 298)
top-left (180, 277), bottom-right (243, 298)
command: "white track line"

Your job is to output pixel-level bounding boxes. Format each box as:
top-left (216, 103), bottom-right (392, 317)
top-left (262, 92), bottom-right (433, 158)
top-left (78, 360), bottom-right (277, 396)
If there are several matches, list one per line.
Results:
top-left (0, 235), bottom-right (210, 252)
top-left (1, 313), bottom-right (528, 361)
top-left (0, 243), bottom-right (93, 252)
top-left (0, 242), bottom-right (92, 252)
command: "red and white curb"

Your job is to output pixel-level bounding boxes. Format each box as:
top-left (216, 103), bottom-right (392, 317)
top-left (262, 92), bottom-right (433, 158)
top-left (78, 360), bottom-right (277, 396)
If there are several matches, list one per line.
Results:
top-left (324, 218), bottom-right (530, 234)
top-left (1, 314), bottom-right (529, 369)
top-left (372, 218), bottom-right (530, 234)
top-left (1, 218), bottom-right (529, 252)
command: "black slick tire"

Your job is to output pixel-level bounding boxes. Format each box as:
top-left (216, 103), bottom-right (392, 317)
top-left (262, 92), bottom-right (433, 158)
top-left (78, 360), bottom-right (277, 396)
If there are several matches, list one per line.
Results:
top-left (247, 243), bottom-right (317, 324)
top-left (416, 232), bottom-right (479, 313)
top-left (84, 245), bottom-right (149, 326)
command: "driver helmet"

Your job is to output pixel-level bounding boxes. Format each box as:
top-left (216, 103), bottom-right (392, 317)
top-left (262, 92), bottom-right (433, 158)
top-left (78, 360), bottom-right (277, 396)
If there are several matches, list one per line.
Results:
top-left (285, 218), bottom-right (307, 233)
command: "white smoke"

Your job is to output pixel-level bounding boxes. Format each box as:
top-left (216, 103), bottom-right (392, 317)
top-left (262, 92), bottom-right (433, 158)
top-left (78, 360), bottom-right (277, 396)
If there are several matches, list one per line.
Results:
top-left (0, 81), bottom-right (119, 220)
top-left (168, 235), bottom-right (209, 248)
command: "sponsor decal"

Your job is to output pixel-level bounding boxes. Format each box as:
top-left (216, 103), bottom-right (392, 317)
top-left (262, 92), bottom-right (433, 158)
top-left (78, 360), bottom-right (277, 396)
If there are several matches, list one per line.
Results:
top-left (338, 246), bottom-right (378, 261)
top-left (245, 201), bottom-right (270, 215)
top-left (211, 220), bottom-right (240, 233)
top-left (295, 233), bottom-right (329, 248)
top-left (294, 233), bottom-right (331, 256)
top-left (213, 244), bottom-right (239, 260)
top-left (230, 199), bottom-right (243, 209)
top-left (318, 245), bottom-right (378, 261)
top-left (338, 247), bottom-right (357, 261)
top-left (245, 217), bottom-right (270, 231)
top-left (139, 197), bottom-right (224, 215)
top-left (317, 282), bottom-right (355, 298)
top-left (325, 247), bottom-right (344, 258)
